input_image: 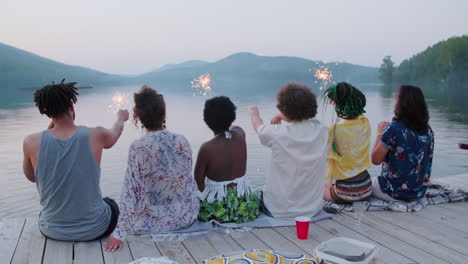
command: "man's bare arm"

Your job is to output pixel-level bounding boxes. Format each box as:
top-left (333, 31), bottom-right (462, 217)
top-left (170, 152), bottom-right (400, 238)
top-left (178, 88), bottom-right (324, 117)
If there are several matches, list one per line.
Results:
top-left (97, 110), bottom-right (129, 149)
top-left (22, 137), bottom-right (35, 182)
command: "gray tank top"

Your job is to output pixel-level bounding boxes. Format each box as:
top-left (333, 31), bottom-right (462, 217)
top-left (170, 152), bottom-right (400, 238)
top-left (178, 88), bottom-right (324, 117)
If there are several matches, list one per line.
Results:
top-left (36, 126), bottom-right (111, 241)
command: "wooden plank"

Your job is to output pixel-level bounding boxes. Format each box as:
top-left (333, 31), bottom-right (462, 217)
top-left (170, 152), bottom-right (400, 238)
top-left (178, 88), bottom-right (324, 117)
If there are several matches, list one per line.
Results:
top-left (437, 201), bottom-right (468, 214)
top-left (42, 239), bottom-right (73, 264)
top-left (416, 204), bottom-right (468, 233)
top-left (273, 226), bottom-right (323, 256)
top-left (11, 218), bottom-right (45, 264)
top-left (316, 219), bottom-right (411, 264)
top-left (251, 228), bottom-right (308, 255)
top-left (74, 240), bottom-right (104, 264)
top-left (127, 235), bottom-right (161, 260)
top-left (102, 239), bottom-right (134, 264)
top-left (229, 230), bottom-right (272, 250)
top-left (157, 241), bottom-right (196, 264)
top-left (0, 218), bottom-right (25, 264)
top-left (205, 232), bottom-right (243, 254)
top-left (370, 210), bottom-right (468, 256)
top-left (343, 212), bottom-right (468, 264)
top-left (182, 236), bottom-right (219, 263)
top-left (333, 214), bottom-right (449, 264)
top-left (434, 177), bottom-right (468, 190)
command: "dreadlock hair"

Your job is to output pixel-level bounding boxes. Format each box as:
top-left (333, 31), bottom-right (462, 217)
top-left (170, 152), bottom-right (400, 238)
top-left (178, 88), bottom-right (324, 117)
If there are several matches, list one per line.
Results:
top-left (33, 79), bottom-right (79, 118)
top-left (322, 82), bottom-right (366, 119)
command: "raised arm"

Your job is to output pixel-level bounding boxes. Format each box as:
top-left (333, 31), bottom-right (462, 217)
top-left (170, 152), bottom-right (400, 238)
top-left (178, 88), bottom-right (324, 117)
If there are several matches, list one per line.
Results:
top-left (248, 106), bottom-right (264, 133)
top-left (194, 144), bottom-right (209, 192)
top-left (96, 110), bottom-right (129, 149)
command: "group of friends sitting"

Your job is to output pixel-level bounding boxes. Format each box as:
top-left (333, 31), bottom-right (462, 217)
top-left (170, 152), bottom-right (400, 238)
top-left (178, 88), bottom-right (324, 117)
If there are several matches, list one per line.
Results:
top-left (22, 81), bottom-right (434, 251)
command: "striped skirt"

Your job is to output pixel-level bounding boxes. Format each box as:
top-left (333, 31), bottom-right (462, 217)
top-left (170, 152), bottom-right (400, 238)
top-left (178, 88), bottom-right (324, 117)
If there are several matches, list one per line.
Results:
top-left (330, 170), bottom-right (372, 203)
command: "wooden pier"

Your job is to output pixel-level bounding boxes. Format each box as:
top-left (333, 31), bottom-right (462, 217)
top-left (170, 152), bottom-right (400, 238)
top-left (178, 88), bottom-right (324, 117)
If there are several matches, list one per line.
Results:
top-left (1, 174), bottom-right (467, 264)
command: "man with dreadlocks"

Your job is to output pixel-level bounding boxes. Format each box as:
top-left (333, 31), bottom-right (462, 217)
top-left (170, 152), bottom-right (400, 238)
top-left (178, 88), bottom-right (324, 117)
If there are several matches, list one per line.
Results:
top-left (22, 80), bottom-right (129, 241)
top-left (322, 82), bottom-right (372, 203)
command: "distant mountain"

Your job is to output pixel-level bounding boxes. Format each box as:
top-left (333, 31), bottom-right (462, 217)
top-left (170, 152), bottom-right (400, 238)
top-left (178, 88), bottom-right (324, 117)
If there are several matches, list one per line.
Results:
top-left (155, 60), bottom-right (209, 72)
top-left (0, 44), bottom-right (379, 107)
top-left (138, 52), bottom-right (379, 96)
top-left (0, 43), bottom-right (123, 89)
top-left (0, 42), bottom-right (126, 107)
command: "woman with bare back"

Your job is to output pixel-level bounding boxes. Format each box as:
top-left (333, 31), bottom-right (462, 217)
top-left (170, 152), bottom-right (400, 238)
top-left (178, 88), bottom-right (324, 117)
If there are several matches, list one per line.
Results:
top-left (195, 96), bottom-right (260, 223)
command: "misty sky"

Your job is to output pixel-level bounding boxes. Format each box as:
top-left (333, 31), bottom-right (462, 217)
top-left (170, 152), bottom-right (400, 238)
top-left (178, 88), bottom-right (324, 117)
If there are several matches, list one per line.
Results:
top-left (2, 0), bottom-right (467, 75)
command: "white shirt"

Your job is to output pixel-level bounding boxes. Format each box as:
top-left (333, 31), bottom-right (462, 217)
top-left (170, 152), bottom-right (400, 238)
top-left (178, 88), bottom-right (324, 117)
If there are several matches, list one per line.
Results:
top-left (258, 119), bottom-right (328, 218)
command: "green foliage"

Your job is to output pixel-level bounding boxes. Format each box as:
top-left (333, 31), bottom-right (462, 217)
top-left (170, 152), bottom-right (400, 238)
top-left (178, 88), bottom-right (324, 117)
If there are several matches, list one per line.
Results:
top-left (198, 187), bottom-right (260, 223)
top-left (379, 56), bottom-right (395, 85)
top-left (379, 36), bottom-right (468, 121)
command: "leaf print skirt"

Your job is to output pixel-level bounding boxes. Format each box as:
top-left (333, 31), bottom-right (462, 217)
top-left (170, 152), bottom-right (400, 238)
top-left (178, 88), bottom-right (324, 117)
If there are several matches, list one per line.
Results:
top-left (198, 187), bottom-right (260, 223)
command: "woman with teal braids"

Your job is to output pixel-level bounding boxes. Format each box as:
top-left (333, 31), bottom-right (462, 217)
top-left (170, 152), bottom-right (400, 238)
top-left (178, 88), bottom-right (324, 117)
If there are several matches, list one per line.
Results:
top-left (322, 82), bottom-right (373, 203)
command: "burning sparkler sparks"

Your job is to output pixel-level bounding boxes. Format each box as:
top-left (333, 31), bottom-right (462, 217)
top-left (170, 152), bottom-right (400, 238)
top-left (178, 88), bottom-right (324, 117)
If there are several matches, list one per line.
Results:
top-left (310, 62), bottom-right (334, 90)
top-left (191, 73), bottom-right (212, 96)
top-left (108, 92), bottom-right (130, 113)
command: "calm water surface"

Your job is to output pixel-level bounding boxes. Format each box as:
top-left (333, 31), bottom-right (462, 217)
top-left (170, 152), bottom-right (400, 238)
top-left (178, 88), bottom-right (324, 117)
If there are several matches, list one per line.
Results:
top-left (0, 86), bottom-right (467, 217)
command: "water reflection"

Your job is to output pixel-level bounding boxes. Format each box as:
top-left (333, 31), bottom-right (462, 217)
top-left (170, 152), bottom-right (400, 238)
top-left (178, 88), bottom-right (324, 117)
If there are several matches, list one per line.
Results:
top-left (0, 86), bottom-right (467, 217)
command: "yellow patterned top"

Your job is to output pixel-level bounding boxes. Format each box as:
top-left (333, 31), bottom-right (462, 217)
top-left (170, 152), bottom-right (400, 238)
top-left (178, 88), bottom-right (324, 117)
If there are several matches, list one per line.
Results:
top-left (327, 115), bottom-right (371, 184)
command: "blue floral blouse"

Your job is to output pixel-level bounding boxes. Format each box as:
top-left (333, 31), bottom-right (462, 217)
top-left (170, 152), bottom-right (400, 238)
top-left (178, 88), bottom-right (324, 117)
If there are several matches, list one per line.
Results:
top-left (111, 130), bottom-right (200, 240)
top-left (377, 121), bottom-right (434, 200)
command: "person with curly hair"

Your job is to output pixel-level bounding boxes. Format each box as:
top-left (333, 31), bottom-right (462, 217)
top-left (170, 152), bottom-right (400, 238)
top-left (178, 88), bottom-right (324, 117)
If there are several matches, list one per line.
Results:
top-left (371, 85), bottom-right (434, 201)
top-left (105, 85), bottom-right (199, 251)
top-left (195, 96), bottom-right (259, 223)
top-left (322, 82), bottom-right (373, 203)
top-left (249, 82), bottom-right (328, 218)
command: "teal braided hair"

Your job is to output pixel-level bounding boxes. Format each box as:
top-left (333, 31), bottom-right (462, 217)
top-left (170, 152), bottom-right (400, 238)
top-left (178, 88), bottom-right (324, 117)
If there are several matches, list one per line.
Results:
top-left (322, 82), bottom-right (366, 119)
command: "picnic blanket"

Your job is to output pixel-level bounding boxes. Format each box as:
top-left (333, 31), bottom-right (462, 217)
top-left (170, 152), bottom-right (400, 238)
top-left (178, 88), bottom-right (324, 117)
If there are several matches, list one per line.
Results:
top-left (323, 183), bottom-right (468, 214)
top-left (149, 210), bottom-right (332, 242)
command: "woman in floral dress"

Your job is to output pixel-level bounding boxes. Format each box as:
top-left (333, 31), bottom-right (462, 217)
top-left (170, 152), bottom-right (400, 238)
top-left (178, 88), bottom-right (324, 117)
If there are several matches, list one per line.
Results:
top-left (371, 85), bottom-right (434, 201)
top-left (105, 86), bottom-right (199, 251)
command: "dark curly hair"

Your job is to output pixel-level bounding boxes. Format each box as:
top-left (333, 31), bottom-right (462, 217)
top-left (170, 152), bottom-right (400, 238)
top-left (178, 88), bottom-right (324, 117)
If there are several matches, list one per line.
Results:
top-left (276, 82), bottom-right (317, 122)
top-left (203, 96), bottom-right (236, 134)
top-left (133, 85), bottom-right (166, 130)
top-left (393, 85), bottom-right (429, 132)
top-left (323, 82), bottom-right (366, 119)
top-left (33, 79), bottom-right (79, 118)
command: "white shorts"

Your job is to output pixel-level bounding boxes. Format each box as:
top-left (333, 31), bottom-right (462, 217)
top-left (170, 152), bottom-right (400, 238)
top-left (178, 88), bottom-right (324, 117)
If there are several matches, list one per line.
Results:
top-left (371, 177), bottom-right (397, 202)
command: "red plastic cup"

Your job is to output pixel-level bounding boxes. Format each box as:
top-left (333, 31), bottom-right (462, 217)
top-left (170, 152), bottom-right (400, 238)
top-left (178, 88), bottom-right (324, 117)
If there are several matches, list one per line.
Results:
top-left (295, 216), bottom-right (311, 240)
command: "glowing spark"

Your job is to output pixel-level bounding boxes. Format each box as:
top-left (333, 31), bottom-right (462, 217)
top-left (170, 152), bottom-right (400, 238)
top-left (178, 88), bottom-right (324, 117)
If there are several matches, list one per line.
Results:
top-left (191, 73), bottom-right (212, 96)
top-left (310, 62), bottom-right (334, 90)
top-left (108, 92), bottom-right (129, 113)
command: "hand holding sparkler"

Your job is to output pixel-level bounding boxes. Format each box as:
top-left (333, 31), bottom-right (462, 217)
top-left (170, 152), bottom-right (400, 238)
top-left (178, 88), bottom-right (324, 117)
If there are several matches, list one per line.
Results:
top-left (117, 109), bottom-right (129, 122)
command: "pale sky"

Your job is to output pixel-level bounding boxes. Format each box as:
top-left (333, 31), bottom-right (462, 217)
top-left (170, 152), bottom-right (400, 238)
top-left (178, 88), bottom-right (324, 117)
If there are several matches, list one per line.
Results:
top-left (1, 0), bottom-right (467, 75)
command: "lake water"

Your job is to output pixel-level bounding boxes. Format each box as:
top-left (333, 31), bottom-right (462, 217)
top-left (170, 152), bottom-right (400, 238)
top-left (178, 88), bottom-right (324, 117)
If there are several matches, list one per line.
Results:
top-left (1, 85), bottom-right (467, 217)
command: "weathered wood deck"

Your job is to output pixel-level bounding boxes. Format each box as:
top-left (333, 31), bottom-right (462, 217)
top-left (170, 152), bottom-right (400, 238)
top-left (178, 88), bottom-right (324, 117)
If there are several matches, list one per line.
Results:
top-left (2, 174), bottom-right (468, 264)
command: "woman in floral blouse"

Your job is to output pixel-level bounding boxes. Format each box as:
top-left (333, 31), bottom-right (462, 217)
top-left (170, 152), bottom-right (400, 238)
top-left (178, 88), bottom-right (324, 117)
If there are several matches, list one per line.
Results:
top-left (105, 86), bottom-right (199, 251)
top-left (371, 85), bottom-right (434, 201)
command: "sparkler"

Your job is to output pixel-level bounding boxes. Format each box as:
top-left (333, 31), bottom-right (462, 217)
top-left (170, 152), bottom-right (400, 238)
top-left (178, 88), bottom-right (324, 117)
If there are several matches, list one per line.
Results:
top-left (191, 73), bottom-right (212, 96)
top-left (310, 62), bottom-right (334, 90)
top-left (108, 92), bottom-right (130, 113)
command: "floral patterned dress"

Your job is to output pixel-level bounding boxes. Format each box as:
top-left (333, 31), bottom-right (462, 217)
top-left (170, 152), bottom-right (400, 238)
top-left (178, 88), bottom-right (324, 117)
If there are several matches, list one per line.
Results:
top-left (378, 121), bottom-right (434, 200)
top-left (112, 130), bottom-right (200, 240)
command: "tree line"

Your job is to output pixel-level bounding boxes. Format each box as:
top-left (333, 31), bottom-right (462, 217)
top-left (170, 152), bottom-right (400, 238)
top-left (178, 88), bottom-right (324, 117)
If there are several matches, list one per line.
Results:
top-left (379, 36), bottom-right (468, 121)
